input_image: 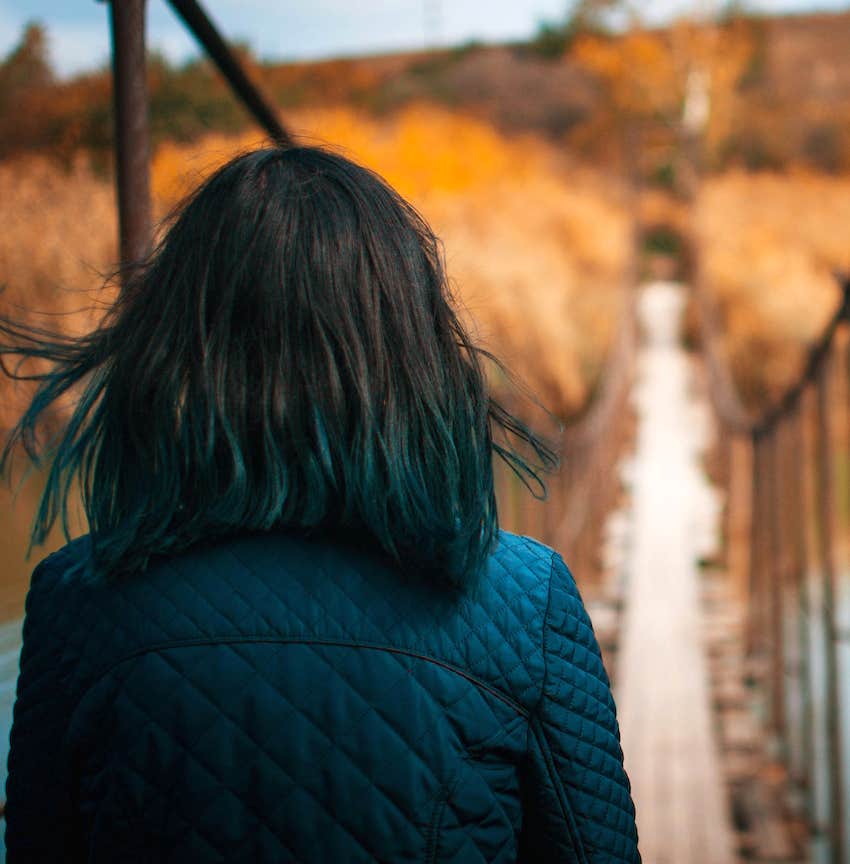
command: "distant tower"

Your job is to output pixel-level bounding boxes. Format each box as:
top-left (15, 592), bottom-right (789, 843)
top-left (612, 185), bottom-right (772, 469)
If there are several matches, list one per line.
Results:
top-left (423, 0), bottom-right (442, 48)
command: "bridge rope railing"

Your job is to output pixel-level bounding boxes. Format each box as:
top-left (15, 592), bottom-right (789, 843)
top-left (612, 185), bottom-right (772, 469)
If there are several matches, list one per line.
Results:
top-left (696, 273), bottom-right (850, 863)
top-left (494, 271), bottom-right (638, 592)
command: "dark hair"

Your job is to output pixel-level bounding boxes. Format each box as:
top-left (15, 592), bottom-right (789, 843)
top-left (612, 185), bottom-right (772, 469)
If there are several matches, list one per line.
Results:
top-left (0, 146), bottom-right (555, 588)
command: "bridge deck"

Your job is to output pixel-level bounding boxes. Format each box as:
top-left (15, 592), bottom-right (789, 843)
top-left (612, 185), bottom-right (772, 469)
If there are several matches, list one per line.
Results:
top-left (612, 282), bottom-right (737, 863)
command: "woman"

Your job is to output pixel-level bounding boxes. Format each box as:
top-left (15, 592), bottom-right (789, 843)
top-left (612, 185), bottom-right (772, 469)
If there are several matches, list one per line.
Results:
top-left (2, 146), bottom-right (639, 862)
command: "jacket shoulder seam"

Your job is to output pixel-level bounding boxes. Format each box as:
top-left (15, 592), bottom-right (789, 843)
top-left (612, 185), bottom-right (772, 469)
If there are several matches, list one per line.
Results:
top-left (528, 551), bottom-right (557, 721)
top-left (70, 635), bottom-right (531, 718)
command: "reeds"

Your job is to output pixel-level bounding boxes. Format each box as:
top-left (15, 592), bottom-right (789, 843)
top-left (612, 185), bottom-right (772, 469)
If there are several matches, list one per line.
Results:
top-left (696, 171), bottom-right (850, 411)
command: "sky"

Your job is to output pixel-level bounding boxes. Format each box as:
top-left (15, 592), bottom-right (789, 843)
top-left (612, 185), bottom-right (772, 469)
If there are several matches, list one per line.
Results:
top-left (2, 0), bottom-right (849, 78)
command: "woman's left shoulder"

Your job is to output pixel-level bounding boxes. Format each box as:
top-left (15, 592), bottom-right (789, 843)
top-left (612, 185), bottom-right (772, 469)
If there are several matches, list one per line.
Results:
top-left (26, 535), bottom-right (93, 608)
top-left (20, 536), bottom-right (97, 672)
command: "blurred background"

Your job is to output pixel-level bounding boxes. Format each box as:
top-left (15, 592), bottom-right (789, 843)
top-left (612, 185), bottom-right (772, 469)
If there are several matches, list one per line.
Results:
top-left (2, 0), bottom-right (850, 861)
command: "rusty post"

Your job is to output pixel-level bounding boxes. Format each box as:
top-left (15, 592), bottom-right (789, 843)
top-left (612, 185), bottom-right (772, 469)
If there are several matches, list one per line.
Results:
top-left (728, 434), bottom-right (753, 607)
top-left (840, 331), bottom-right (850, 847)
top-left (108, 0), bottom-right (152, 268)
top-left (815, 352), bottom-right (846, 863)
top-left (766, 428), bottom-right (786, 750)
top-left (748, 433), bottom-right (765, 660)
top-left (804, 384), bottom-right (828, 838)
top-left (794, 404), bottom-right (815, 820)
top-left (790, 401), bottom-right (814, 815)
top-left (717, 425), bottom-right (731, 570)
top-left (776, 417), bottom-right (800, 774)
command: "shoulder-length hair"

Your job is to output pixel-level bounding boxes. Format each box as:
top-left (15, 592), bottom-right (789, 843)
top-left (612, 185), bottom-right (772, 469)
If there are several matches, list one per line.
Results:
top-left (1, 146), bottom-right (555, 588)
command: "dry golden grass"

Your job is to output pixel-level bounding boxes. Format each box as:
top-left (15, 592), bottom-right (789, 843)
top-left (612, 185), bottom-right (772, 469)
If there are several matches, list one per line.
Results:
top-left (0, 156), bottom-right (110, 603)
top-left (695, 171), bottom-right (850, 410)
top-left (0, 154), bottom-right (117, 430)
top-left (153, 105), bottom-right (633, 417)
top-left (0, 154), bottom-right (116, 307)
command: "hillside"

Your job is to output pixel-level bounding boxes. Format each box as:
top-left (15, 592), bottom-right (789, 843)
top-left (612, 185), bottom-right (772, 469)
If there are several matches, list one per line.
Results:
top-left (7, 10), bottom-right (850, 174)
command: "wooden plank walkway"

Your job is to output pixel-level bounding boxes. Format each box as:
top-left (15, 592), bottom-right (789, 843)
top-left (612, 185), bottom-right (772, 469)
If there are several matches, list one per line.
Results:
top-left (614, 282), bottom-right (737, 863)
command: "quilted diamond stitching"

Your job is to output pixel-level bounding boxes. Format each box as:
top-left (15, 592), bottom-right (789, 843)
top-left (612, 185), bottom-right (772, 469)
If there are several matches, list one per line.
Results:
top-left (9, 530), bottom-right (639, 863)
top-left (107, 652), bottom-right (380, 861)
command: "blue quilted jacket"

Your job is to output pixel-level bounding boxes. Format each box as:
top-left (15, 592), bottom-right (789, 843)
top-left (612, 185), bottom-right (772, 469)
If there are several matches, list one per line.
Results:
top-left (5, 529), bottom-right (639, 863)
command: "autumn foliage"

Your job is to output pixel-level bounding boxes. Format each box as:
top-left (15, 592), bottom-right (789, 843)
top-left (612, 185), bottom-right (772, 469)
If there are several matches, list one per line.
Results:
top-left (695, 172), bottom-right (850, 411)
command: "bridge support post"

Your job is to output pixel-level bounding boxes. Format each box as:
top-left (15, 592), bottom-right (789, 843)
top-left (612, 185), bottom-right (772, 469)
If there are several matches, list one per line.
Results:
top-left (815, 354), bottom-right (847, 864)
top-left (108, 0), bottom-right (152, 269)
top-left (728, 434), bottom-right (753, 608)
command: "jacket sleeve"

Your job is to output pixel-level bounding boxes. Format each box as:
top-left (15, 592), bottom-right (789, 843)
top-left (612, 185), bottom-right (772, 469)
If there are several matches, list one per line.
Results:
top-left (519, 552), bottom-right (640, 863)
top-left (5, 556), bottom-right (78, 861)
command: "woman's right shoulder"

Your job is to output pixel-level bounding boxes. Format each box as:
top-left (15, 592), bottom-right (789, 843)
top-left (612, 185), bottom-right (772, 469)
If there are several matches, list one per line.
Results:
top-left (486, 530), bottom-right (561, 600)
top-left (452, 531), bottom-right (568, 713)
top-left (481, 531), bottom-right (592, 663)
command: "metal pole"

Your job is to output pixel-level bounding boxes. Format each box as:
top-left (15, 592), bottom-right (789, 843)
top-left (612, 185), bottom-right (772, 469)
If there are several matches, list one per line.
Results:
top-left (748, 433), bottom-right (765, 659)
top-left (165, 0), bottom-right (292, 146)
top-left (728, 434), bottom-right (753, 607)
top-left (108, 0), bottom-right (152, 268)
top-left (789, 403), bottom-right (814, 815)
top-left (766, 429), bottom-right (786, 750)
top-left (815, 353), bottom-right (846, 863)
